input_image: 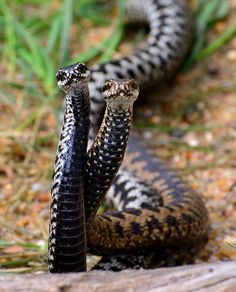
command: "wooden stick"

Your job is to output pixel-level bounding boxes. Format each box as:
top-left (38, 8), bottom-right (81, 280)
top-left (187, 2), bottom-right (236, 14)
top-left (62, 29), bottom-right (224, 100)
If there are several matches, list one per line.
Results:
top-left (1, 261), bottom-right (236, 292)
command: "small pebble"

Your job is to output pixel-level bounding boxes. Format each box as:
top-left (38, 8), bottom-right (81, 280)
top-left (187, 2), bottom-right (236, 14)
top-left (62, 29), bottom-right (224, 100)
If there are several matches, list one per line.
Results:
top-left (226, 50), bottom-right (236, 62)
top-left (143, 131), bottom-right (153, 139)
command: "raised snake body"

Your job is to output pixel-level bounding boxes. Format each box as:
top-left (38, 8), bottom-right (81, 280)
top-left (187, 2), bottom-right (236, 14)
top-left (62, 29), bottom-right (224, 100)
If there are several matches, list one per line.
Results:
top-left (48, 0), bottom-right (209, 272)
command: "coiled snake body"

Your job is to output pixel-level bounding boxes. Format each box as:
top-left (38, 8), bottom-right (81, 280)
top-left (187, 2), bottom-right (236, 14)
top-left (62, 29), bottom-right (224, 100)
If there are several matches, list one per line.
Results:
top-left (48, 0), bottom-right (209, 272)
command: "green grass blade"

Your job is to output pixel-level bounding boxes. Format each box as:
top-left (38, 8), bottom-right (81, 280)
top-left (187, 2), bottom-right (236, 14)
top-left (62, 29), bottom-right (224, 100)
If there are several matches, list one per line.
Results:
top-left (99, 25), bottom-right (124, 63)
top-left (15, 108), bottom-right (41, 132)
top-left (76, 0), bottom-right (110, 25)
top-left (0, 259), bottom-right (32, 268)
top-left (15, 22), bottom-right (55, 94)
top-left (0, 240), bottom-right (44, 250)
top-left (77, 7), bottom-right (109, 25)
top-left (183, 0), bottom-right (229, 70)
top-left (16, 24), bottom-right (46, 79)
top-left (46, 14), bottom-right (62, 55)
top-left (70, 41), bottom-right (107, 63)
top-left (0, 89), bottom-right (16, 106)
top-left (1, 1), bottom-right (18, 75)
top-left (196, 0), bottom-right (220, 28)
top-left (214, 1), bottom-right (228, 21)
top-left (99, 0), bottom-right (125, 63)
top-left (227, 242), bottom-right (236, 249)
top-left (196, 26), bottom-right (236, 61)
top-left (59, 0), bottom-right (74, 65)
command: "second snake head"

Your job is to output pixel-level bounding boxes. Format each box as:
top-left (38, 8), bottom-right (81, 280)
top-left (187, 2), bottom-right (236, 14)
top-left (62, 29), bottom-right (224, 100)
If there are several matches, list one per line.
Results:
top-left (102, 79), bottom-right (139, 109)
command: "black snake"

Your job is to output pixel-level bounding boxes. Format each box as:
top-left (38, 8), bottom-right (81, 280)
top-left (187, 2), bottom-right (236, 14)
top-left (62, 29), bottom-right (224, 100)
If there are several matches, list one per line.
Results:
top-left (48, 0), bottom-right (209, 273)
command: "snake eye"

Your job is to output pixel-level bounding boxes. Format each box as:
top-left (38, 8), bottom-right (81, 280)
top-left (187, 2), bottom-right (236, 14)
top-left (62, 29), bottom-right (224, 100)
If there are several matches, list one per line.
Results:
top-left (56, 70), bottom-right (69, 82)
top-left (130, 79), bottom-right (139, 91)
top-left (102, 80), bottom-right (113, 93)
top-left (75, 63), bottom-right (87, 75)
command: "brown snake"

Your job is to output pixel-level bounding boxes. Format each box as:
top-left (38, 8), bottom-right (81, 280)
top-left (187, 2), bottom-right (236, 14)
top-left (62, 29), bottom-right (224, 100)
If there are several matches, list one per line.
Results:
top-left (48, 0), bottom-right (209, 272)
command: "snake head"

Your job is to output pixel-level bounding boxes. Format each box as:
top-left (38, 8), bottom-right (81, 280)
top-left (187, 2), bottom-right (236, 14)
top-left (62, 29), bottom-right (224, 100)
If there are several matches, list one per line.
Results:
top-left (102, 79), bottom-right (139, 108)
top-left (56, 62), bottom-right (90, 92)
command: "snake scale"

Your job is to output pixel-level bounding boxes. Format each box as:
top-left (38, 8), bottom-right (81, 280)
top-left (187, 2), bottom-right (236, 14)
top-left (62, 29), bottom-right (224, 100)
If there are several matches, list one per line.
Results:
top-left (48, 0), bottom-right (209, 272)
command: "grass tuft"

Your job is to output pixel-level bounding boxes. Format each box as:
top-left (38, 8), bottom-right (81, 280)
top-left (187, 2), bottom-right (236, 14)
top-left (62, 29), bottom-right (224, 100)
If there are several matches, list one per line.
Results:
top-left (183, 0), bottom-right (233, 69)
top-left (227, 242), bottom-right (236, 249)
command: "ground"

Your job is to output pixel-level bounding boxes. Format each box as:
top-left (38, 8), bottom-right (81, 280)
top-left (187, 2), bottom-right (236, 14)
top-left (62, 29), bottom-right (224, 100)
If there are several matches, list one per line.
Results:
top-left (0, 0), bottom-right (235, 273)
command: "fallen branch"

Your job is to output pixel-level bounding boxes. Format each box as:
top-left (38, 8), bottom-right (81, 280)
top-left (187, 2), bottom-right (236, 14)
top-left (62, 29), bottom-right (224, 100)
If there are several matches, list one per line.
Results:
top-left (1, 261), bottom-right (236, 292)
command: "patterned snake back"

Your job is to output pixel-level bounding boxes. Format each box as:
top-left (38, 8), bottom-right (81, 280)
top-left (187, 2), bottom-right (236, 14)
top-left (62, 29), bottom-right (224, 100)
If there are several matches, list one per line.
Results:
top-left (88, 0), bottom-right (193, 141)
top-left (48, 0), bottom-right (209, 272)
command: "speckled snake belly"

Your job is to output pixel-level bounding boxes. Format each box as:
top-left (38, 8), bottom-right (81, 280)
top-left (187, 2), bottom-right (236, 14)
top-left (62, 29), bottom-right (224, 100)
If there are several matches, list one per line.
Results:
top-left (48, 0), bottom-right (209, 273)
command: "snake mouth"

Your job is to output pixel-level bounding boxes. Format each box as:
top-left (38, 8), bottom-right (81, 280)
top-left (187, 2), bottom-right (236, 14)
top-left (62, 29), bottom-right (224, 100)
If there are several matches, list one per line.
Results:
top-left (102, 79), bottom-right (139, 106)
top-left (56, 62), bottom-right (90, 90)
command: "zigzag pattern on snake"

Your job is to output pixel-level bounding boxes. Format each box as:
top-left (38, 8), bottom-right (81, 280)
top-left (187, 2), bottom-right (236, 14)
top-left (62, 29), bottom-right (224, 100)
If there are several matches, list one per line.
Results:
top-left (48, 0), bottom-right (209, 273)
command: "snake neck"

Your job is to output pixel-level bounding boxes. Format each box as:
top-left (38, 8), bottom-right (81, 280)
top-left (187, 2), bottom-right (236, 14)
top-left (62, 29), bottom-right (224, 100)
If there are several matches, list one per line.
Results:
top-left (84, 104), bottom-right (134, 222)
top-left (54, 85), bottom-right (90, 178)
top-left (48, 82), bottom-right (90, 273)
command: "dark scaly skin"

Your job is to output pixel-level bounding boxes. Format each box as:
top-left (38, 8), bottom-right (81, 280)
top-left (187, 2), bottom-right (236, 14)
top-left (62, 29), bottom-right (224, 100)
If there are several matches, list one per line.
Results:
top-left (84, 80), bottom-right (139, 221)
top-left (48, 63), bottom-right (90, 273)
